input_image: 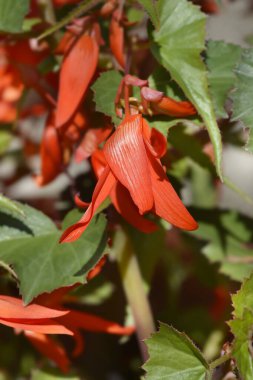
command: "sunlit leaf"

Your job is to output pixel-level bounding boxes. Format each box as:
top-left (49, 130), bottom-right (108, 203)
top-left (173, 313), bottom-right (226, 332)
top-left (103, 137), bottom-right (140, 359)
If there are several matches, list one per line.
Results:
top-left (144, 323), bottom-right (209, 380)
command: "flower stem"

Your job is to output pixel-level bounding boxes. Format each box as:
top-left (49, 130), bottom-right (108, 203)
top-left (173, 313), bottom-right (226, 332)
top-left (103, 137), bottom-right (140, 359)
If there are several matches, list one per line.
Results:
top-left (113, 227), bottom-right (155, 362)
top-left (209, 353), bottom-right (232, 371)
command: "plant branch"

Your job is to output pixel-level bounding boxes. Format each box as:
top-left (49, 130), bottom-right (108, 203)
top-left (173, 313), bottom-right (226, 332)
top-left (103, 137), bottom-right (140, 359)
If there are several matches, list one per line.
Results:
top-left (113, 227), bottom-right (155, 362)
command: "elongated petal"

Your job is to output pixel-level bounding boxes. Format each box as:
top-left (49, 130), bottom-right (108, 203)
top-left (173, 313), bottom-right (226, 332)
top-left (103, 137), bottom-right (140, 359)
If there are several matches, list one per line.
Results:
top-left (104, 115), bottom-right (153, 214)
top-left (75, 125), bottom-right (112, 163)
top-left (56, 33), bottom-right (99, 127)
top-left (153, 96), bottom-right (196, 117)
top-left (142, 119), bottom-right (167, 158)
top-left (145, 143), bottom-right (198, 231)
top-left (0, 296), bottom-right (68, 320)
top-left (60, 166), bottom-right (116, 242)
top-left (25, 331), bottom-right (70, 373)
top-left (60, 310), bottom-right (134, 335)
top-left (36, 113), bottom-right (62, 186)
top-left (109, 10), bottom-right (125, 69)
top-left (111, 182), bottom-right (157, 233)
top-left (91, 149), bottom-right (107, 178)
top-left (0, 318), bottom-right (73, 335)
top-left (87, 256), bottom-right (107, 281)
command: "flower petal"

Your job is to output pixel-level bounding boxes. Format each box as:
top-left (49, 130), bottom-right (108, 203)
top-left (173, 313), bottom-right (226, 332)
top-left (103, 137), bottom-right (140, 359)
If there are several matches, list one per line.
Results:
top-left (56, 33), bottom-right (99, 128)
top-left (0, 296), bottom-right (68, 320)
top-left (153, 96), bottom-right (196, 117)
top-left (111, 182), bottom-right (157, 233)
top-left (61, 310), bottom-right (134, 335)
top-left (109, 10), bottom-right (125, 69)
top-left (36, 113), bottom-right (62, 186)
top-left (25, 331), bottom-right (70, 373)
top-left (145, 143), bottom-right (198, 231)
top-left (0, 318), bottom-right (73, 335)
top-left (104, 115), bottom-right (153, 214)
top-left (60, 166), bottom-right (116, 242)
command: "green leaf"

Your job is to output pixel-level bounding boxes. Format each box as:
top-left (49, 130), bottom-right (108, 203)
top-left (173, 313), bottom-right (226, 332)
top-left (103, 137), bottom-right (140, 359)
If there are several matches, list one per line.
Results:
top-left (0, 204), bottom-right (107, 304)
top-left (0, 131), bottom-right (11, 154)
top-left (191, 209), bottom-right (253, 282)
top-left (32, 368), bottom-right (79, 380)
top-left (138, 0), bottom-right (159, 27)
top-left (0, 0), bottom-right (29, 33)
top-left (144, 323), bottom-right (209, 380)
top-left (228, 275), bottom-right (253, 379)
top-left (0, 194), bottom-right (25, 217)
top-left (206, 40), bottom-right (242, 119)
top-left (232, 48), bottom-right (253, 152)
top-left (229, 309), bottom-right (253, 380)
top-left (141, 0), bottom-right (223, 179)
top-left (91, 70), bottom-right (122, 125)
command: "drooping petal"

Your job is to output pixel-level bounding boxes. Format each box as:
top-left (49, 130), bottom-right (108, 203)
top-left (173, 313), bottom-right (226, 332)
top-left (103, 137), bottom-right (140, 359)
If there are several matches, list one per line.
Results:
top-left (91, 149), bottom-right (107, 178)
top-left (111, 182), bottom-right (157, 233)
top-left (152, 96), bottom-right (196, 117)
top-left (36, 113), bottom-right (63, 186)
top-left (75, 125), bottom-right (112, 163)
top-left (142, 119), bottom-right (167, 159)
top-left (104, 114), bottom-right (153, 214)
top-left (60, 166), bottom-right (116, 243)
top-left (56, 33), bottom-right (99, 128)
top-left (87, 255), bottom-right (107, 281)
top-left (25, 331), bottom-right (70, 373)
top-left (109, 10), bottom-right (125, 69)
top-left (0, 296), bottom-right (68, 320)
top-left (145, 143), bottom-right (198, 231)
top-left (60, 310), bottom-right (134, 335)
top-left (0, 318), bottom-right (73, 335)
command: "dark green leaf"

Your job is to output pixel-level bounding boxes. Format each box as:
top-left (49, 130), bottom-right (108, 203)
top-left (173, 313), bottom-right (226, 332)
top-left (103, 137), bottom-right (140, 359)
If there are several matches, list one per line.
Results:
top-left (32, 368), bottom-right (80, 380)
top-left (144, 323), bottom-right (209, 380)
top-left (91, 70), bottom-right (122, 125)
top-left (0, 0), bottom-right (29, 33)
top-left (0, 204), bottom-right (107, 304)
top-left (206, 40), bottom-right (242, 119)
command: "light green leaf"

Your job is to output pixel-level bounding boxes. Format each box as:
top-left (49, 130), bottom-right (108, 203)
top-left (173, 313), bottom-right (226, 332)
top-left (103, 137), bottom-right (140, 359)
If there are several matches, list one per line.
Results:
top-left (138, 0), bottom-right (159, 27)
top-left (231, 48), bottom-right (253, 152)
top-left (0, 0), bottom-right (29, 33)
top-left (191, 209), bottom-right (253, 282)
top-left (0, 204), bottom-right (107, 304)
top-left (91, 70), bottom-right (122, 125)
top-left (0, 131), bottom-right (11, 154)
top-left (229, 309), bottom-right (253, 380)
top-left (228, 274), bottom-right (253, 380)
top-left (144, 323), bottom-right (209, 380)
top-left (206, 40), bottom-right (242, 119)
top-left (141, 0), bottom-right (223, 179)
top-left (32, 368), bottom-right (79, 380)
top-left (0, 194), bottom-right (24, 217)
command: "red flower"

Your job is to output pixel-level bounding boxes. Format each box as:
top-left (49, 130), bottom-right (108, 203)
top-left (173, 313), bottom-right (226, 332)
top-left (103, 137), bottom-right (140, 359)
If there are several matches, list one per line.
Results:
top-left (1, 287), bottom-right (134, 372)
top-left (61, 114), bottom-right (198, 243)
top-left (109, 9), bottom-right (125, 69)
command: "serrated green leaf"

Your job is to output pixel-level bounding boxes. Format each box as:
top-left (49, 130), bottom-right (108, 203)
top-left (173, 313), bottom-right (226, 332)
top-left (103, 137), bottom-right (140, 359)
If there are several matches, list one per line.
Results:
top-left (229, 309), bottom-right (253, 380)
top-left (232, 48), bottom-right (253, 152)
top-left (0, 204), bottom-right (107, 304)
top-left (206, 40), bottom-right (242, 119)
top-left (228, 275), bottom-right (253, 380)
top-left (0, 0), bottom-right (29, 33)
top-left (141, 0), bottom-right (223, 179)
top-left (144, 323), bottom-right (209, 380)
top-left (91, 70), bottom-right (122, 125)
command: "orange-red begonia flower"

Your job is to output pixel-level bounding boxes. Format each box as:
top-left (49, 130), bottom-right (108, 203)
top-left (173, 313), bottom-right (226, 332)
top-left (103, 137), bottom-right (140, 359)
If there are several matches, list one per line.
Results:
top-left (60, 114), bottom-right (198, 243)
top-left (1, 286), bottom-right (134, 372)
